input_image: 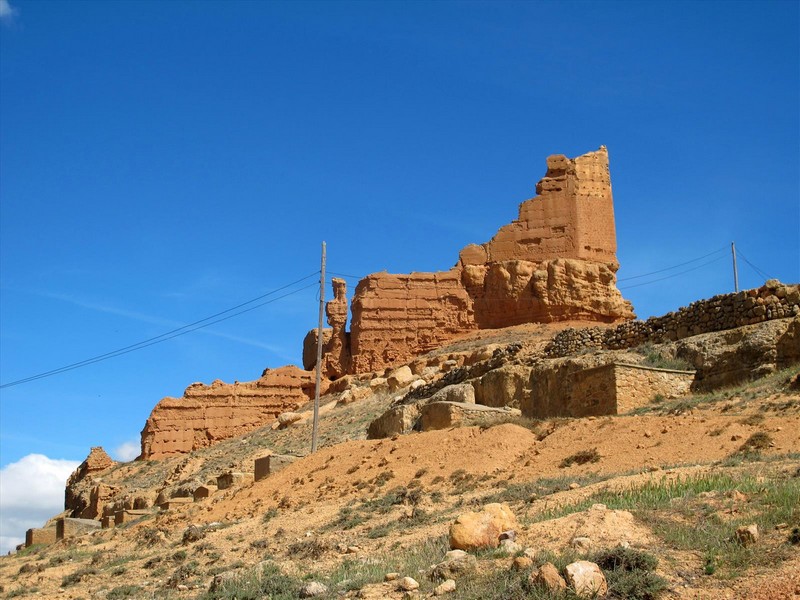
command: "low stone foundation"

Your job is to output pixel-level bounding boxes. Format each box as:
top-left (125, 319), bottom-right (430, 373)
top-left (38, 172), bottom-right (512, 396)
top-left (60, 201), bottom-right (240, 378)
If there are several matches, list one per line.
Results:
top-left (525, 362), bottom-right (694, 419)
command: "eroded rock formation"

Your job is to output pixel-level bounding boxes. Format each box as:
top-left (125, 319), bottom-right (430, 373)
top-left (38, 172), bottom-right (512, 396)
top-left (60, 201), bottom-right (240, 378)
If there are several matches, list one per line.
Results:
top-left (323, 278), bottom-right (352, 378)
top-left (336, 147), bottom-right (634, 374)
top-left (140, 366), bottom-right (315, 460)
top-left (65, 447), bottom-right (116, 519)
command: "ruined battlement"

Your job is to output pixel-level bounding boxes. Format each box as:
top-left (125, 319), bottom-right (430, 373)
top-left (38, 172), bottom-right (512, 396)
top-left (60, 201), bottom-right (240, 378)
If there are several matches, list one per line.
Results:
top-left (320, 147), bottom-right (633, 375)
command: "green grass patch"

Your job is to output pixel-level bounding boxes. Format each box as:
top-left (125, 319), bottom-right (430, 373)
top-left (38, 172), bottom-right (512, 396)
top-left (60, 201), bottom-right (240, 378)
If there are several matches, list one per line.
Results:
top-left (532, 470), bottom-right (799, 579)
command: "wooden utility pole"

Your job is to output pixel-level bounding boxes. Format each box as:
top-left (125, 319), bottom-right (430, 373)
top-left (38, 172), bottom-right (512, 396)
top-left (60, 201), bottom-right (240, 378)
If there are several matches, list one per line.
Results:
top-left (731, 241), bottom-right (739, 293)
top-left (311, 242), bottom-right (326, 453)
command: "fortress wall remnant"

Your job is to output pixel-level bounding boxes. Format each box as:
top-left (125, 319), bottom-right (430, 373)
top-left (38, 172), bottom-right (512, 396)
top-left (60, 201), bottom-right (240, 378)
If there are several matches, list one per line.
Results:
top-left (336, 147), bottom-right (633, 374)
top-left (140, 366), bottom-right (316, 460)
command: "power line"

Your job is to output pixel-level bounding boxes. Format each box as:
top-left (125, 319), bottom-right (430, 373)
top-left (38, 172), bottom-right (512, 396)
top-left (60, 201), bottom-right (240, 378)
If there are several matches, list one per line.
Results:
top-left (0, 274), bottom-right (319, 389)
top-left (327, 270), bottom-right (363, 280)
top-left (619, 254), bottom-right (728, 290)
top-left (617, 246), bottom-right (728, 282)
top-left (736, 248), bottom-right (771, 281)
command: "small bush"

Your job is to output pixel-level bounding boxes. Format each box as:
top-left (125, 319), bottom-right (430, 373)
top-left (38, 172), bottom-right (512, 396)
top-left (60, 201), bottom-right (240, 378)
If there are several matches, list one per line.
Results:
top-left (738, 432), bottom-right (773, 453)
top-left (607, 570), bottom-right (668, 600)
top-left (107, 585), bottom-right (142, 599)
top-left (61, 567), bottom-right (97, 587)
top-left (204, 562), bottom-right (301, 600)
top-left (635, 343), bottom-right (692, 371)
top-left (367, 524), bottom-right (391, 538)
top-left (261, 507), bottom-right (279, 524)
top-left (286, 538), bottom-right (330, 560)
top-left (167, 561), bottom-right (199, 588)
top-left (560, 448), bottom-right (601, 468)
top-left (593, 547), bottom-right (666, 600)
top-left (789, 528), bottom-right (800, 545)
top-left (182, 524), bottom-right (206, 544)
top-left (593, 546), bottom-right (658, 573)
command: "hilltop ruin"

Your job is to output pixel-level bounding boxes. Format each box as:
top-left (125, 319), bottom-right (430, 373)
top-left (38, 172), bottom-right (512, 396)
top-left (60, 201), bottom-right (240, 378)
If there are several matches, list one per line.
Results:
top-left (312, 146), bottom-right (634, 376)
top-left (140, 147), bottom-right (633, 459)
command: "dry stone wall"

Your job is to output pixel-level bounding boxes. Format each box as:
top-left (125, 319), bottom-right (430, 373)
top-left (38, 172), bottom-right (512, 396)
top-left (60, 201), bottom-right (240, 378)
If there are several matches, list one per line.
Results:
top-left (546, 281), bottom-right (800, 358)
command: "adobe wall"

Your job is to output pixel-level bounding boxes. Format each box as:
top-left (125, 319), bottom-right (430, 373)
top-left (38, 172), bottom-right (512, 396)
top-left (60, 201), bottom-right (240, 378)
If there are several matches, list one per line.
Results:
top-left (139, 366), bottom-right (316, 460)
top-left (343, 147), bottom-right (634, 374)
top-left (349, 271), bottom-right (476, 373)
top-left (26, 527), bottom-right (57, 547)
top-left (546, 281), bottom-right (800, 357)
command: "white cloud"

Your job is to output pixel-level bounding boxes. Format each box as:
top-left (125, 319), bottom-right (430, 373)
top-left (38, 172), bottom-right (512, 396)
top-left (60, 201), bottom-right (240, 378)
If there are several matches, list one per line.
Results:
top-left (0, 454), bottom-right (80, 555)
top-left (0, 0), bottom-right (17, 23)
top-left (113, 441), bottom-right (140, 462)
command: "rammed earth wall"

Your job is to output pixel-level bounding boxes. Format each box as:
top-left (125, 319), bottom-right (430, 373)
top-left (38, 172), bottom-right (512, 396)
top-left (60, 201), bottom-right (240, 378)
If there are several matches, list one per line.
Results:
top-left (545, 281), bottom-right (800, 358)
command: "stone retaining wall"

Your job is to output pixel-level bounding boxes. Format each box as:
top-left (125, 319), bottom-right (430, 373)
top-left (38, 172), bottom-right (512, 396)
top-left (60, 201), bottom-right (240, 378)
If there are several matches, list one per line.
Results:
top-left (546, 281), bottom-right (800, 357)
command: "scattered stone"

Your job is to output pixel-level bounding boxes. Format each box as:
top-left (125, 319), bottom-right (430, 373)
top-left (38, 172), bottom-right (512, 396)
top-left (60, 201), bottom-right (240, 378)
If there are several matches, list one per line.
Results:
top-left (277, 412), bottom-right (302, 427)
top-left (384, 573), bottom-right (399, 582)
top-left (569, 482), bottom-right (581, 490)
top-left (300, 581), bottom-right (328, 598)
top-left (387, 366), bottom-right (416, 391)
top-left (729, 490), bottom-right (748, 503)
top-left (565, 561), bottom-right (608, 598)
top-left (499, 539), bottom-right (522, 554)
top-left (182, 525), bottom-right (205, 544)
top-left (434, 579), bottom-right (456, 595)
top-left (449, 503), bottom-right (519, 551)
top-left (499, 530), bottom-right (516, 541)
top-left (529, 562), bottom-right (567, 592)
top-left (511, 556), bottom-right (533, 570)
top-left (369, 377), bottom-right (388, 390)
top-left (397, 576), bottom-right (419, 591)
top-left (571, 536), bottom-right (593, 553)
top-left (431, 550), bottom-right (477, 580)
top-left (735, 524), bottom-right (759, 547)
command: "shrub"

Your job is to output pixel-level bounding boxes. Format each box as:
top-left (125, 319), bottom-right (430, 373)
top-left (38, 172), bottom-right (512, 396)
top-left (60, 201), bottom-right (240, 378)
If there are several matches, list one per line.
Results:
top-left (790, 528), bottom-right (800, 545)
top-left (593, 547), bottom-right (666, 600)
top-left (593, 546), bottom-right (659, 572)
top-left (107, 585), bottom-right (142, 599)
top-left (738, 432), bottom-right (773, 453)
top-left (167, 561), bottom-right (199, 588)
top-left (61, 567), bottom-right (97, 587)
top-left (261, 507), bottom-right (279, 524)
top-left (560, 448), bottom-right (600, 468)
top-left (203, 562), bottom-right (301, 600)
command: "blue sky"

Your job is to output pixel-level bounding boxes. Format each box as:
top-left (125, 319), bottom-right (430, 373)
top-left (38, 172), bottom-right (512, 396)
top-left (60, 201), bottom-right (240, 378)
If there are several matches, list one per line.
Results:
top-left (0, 0), bottom-right (797, 550)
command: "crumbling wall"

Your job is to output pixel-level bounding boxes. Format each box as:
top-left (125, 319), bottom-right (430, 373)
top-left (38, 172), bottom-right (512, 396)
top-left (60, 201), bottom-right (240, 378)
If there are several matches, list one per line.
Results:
top-left (139, 366), bottom-right (316, 460)
top-left (334, 147), bottom-right (634, 375)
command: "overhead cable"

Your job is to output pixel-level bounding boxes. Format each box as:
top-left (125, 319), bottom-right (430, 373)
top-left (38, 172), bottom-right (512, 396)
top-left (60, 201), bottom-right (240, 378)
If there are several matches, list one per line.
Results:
top-left (619, 254), bottom-right (728, 290)
top-left (327, 270), bottom-right (363, 280)
top-left (617, 246), bottom-right (728, 282)
top-left (0, 274), bottom-right (319, 389)
top-left (736, 248), bottom-right (771, 282)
